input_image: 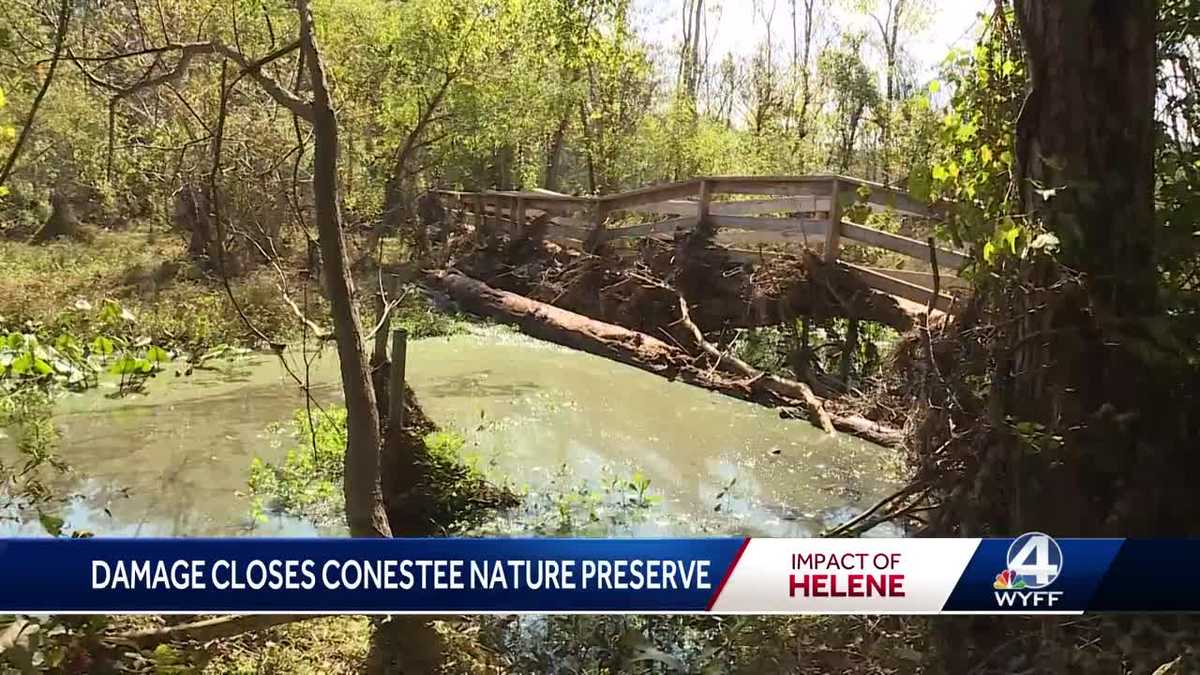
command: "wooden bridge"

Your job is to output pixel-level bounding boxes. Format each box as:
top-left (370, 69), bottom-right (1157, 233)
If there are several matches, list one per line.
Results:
top-left (435, 175), bottom-right (969, 316)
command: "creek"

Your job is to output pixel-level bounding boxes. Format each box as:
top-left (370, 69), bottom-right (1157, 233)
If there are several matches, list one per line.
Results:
top-left (0, 326), bottom-right (902, 537)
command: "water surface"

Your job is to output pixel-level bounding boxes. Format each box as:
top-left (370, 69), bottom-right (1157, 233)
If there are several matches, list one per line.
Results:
top-left (1, 327), bottom-right (901, 537)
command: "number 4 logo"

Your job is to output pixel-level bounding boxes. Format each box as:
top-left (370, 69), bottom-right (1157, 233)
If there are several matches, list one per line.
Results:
top-left (1006, 532), bottom-right (1063, 589)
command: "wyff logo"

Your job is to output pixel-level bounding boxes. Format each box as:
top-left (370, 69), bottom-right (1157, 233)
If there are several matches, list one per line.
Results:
top-left (993, 532), bottom-right (1065, 609)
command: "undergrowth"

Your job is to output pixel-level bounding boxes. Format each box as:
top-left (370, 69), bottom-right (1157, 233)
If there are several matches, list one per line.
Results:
top-left (0, 230), bottom-right (468, 354)
top-left (0, 232), bottom-right (288, 348)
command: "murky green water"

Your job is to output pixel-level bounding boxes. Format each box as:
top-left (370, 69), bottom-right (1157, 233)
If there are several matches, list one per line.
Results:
top-left (1, 327), bottom-right (901, 537)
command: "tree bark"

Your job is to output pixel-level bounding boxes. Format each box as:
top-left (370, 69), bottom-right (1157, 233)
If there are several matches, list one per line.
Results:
top-left (1014, 0), bottom-right (1157, 312)
top-left (543, 115), bottom-right (569, 191)
top-left (299, 0), bottom-right (391, 538)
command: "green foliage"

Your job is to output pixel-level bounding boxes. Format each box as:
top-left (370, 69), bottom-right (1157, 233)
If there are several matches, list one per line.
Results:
top-left (1156, 0), bottom-right (1200, 345)
top-left (0, 388), bottom-right (64, 526)
top-left (472, 462), bottom-right (663, 537)
top-left (390, 288), bottom-right (470, 339)
top-left (0, 299), bottom-right (174, 396)
top-left (248, 407), bottom-right (348, 527)
top-left (0, 0), bottom-right (962, 241)
top-left (924, 9), bottom-right (1026, 256)
top-left (247, 407), bottom-right (506, 530)
top-left (732, 320), bottom-right (897, 386)
top-left (0, 232), bottom-right (312, 350)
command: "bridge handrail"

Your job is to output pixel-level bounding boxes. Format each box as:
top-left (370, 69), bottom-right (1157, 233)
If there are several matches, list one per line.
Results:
top-left (434, 176), bottom-right (966, 312)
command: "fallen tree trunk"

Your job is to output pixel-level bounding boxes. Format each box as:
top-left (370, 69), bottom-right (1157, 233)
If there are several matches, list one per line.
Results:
top-left (427, 270), bottom-right (903, 447)
top-left (780, 407), bottom-right (905, 447)
top-left (429, 269), bottom-right (691, 374)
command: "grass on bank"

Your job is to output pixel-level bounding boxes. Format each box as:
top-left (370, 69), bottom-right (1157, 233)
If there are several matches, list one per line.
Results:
top-left (0, 229), bottom-right (468, 353)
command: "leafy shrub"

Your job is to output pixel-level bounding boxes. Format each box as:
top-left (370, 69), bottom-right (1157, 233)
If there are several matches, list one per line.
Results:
top-left (247, 407), bottom-right (511, 531)
top-left (247, 407), bottom-right (348, 527)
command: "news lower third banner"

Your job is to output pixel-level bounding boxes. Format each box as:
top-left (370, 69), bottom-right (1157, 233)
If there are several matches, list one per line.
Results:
top-left (0, 534), bottom-right (1187, 614)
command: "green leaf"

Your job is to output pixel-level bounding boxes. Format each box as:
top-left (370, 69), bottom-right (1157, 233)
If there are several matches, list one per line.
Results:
top-left (980, 145), bottom-right (994, 165)
top-left (10, 352), bottom-right (31, 375)
top-left (90, 335), bottom-right (115, 356)
top-left (99, 300), bottom-right (121, 323)
top-left (146, 345), bottom-right (170, 364)
top-left (109, 355), bottom-right (149, 375)
top-left (928, 80), bottom-right (941, 94)
top-left (1002, 225), bottom-right (1022, 254)
top-left (39, 512), bottom-right (64, 537)
top-left (982, 241), bottom-right (997, 264)
top-left (932, 164), bottom-right (948, 181)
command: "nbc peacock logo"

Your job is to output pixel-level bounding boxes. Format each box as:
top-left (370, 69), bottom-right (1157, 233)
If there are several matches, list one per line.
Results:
top-left (993, 569), bottom-right (1027, 590)
top-left (992, 532), bottom-right (1065, 608)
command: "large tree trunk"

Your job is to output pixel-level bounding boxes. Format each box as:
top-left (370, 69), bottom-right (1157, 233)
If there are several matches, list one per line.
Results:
top-left (427, 270), bottom-right (903, 447)
top-left (971, 0), bottom-right (1173, 536)
top-left (1014, 0), bottom-right (1158, 311)
top-left (299, 0), bottom-right (391, 539)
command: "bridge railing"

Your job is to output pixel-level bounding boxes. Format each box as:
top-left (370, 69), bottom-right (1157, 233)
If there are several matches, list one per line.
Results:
top-left (434, 175), bottom-right (968, 314)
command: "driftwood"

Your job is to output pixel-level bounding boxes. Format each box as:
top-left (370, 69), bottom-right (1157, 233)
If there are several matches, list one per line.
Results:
top-left (427, 270), bottom-right (903, 447)
top-left (779, 407), bottom-right (905, 448)
top-left (673, 294), bottom-right (836, 435)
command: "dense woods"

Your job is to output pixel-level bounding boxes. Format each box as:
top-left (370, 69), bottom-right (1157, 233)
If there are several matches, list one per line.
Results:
top-left (2, 0), bottom-right (1200, 672)
top-left (0, 0), bottom-right (950, 237)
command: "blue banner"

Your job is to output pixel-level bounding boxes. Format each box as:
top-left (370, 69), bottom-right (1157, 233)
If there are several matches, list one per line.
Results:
top-left (3, 536), bottom-right (1200, 613)
top-left (941, 537), bottom-right (1123, 612)
top-left (0, 538), bottom-right (745, 613)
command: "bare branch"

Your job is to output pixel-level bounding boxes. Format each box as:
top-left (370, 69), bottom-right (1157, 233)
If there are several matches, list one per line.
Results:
top-left (70, 39), bottom-right (310, 116)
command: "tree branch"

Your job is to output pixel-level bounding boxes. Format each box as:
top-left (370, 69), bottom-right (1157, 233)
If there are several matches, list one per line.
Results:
top-left (0, 0), bottom-right (71, 186)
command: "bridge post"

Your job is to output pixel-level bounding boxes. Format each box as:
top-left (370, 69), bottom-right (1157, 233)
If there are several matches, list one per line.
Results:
top-left (697, 179), bottom-right (711, 234)
top-left (584, 201), bottom-right (609, 252)
top-left (514, 197), bottom-right (526, 235)
top-left (824, 178), bottom-right (843, 263)
top-left (388, 328), bottom-right (408, 432)
top-left (474, 194), bottom-right (486, 232)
